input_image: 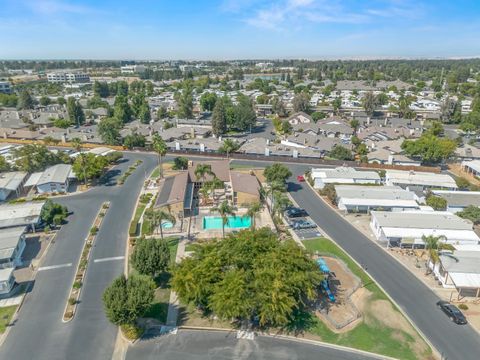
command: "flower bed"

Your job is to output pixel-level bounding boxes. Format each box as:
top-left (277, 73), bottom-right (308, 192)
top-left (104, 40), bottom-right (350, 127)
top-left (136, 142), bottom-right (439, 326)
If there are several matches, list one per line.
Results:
top-left (63, 201), bottom-right (110, 322)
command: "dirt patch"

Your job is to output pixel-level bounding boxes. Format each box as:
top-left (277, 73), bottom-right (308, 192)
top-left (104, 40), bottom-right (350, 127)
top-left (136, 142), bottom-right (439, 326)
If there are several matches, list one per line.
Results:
top-left (368, 299), bottom-right (430, 356)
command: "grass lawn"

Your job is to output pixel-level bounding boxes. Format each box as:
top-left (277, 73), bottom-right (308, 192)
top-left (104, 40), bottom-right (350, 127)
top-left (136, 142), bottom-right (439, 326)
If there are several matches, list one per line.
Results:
top-left (0, 306), bottom-right (17, 334)
top-left (303, 237), bottom-right (432, 360)
top-left (129, 203), bottom-right (147, 237)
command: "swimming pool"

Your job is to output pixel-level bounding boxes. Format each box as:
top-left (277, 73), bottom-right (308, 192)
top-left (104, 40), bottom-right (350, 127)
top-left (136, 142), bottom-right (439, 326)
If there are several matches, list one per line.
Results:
top-left (161, 221), bottom-right (174, 229)
top-left (203, 216), bottom-right (251, 230)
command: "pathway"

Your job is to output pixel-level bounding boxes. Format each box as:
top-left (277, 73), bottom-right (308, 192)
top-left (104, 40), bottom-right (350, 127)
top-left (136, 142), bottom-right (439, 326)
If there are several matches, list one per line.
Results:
top-left (165, 238), bottom-right (187, 327)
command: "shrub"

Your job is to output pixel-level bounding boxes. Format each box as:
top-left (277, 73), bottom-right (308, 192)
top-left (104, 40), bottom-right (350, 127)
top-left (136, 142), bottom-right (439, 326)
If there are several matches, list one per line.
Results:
top-left (68, 297), bottom-right (77, 306)
top-left (121, 324), bottom-right (144, 341)
top-left (90, 226), bottom-right (99, 235)
top-left (103, 203), bottom-right (109, 209)
top-left (73, 281), bottom-right (83, 289)
top-left (458, 303), bottom-right (469, 310)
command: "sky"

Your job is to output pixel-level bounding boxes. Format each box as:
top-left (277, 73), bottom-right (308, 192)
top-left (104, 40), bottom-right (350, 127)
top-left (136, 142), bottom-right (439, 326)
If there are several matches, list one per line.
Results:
top-left (1, 0), bottom-right (480, 60)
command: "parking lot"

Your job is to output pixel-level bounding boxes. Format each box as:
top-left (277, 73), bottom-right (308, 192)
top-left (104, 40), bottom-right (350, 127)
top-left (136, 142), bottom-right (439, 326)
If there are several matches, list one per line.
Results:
top-left (292, 224), bottom-right (322, 239)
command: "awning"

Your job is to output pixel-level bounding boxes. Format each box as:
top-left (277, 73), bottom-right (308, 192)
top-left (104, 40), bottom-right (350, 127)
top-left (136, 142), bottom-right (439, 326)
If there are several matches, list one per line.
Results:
top-left (450, 272), bottom-right (480, 289)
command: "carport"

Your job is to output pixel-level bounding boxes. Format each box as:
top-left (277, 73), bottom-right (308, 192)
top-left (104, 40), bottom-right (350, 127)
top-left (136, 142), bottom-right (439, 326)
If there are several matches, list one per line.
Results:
top-left (450, 273), bottom-right (480, 299)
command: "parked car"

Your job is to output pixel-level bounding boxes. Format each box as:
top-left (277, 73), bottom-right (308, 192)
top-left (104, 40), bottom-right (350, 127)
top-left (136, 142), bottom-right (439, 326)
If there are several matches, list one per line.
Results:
top-left (291, 219), bottom-right (316, 230)
top-left (297, 175), bottom-right (305, 182)
top-left (436, 301), bottom-right (467, 324)
top-left (284, 207), bottom-right (308, 218)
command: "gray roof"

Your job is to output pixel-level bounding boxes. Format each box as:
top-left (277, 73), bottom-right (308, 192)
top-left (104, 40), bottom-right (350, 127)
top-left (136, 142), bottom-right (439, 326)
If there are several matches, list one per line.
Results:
top-left (371, 211), bottom-right (473, 230)
top-left (335, 185), bottom-right (415, 201)
top-left (0, 171), bottom-right (27, 191)
top-left (439, 251), bottom-right (480, 274)
top-left (0, 202), bottom-right (45, 229)
top-left (433, 191), bottom-right (480, 208)
top-left (313, 167), bottom-right (381, 181)
top-left (0, 226), bottom-right (25, 260)
top-left (37, 164), bottom-right (73, 186)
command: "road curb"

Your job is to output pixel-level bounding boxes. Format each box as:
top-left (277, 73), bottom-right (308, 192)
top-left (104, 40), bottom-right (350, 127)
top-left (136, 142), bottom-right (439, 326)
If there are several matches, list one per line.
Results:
top-left (304, 180), bottom-right (440, 360)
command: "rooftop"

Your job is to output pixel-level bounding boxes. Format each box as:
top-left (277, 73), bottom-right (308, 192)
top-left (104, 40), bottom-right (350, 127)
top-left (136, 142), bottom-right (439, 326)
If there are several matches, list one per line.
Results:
top-left (37, 164), bottom-right (73, 186)
top-left (335, 185), bottom-right (416, 201)
top-left (230, 171), bottom-right (260, 196)
top-left (0, 171), bottom-right (27, 191)
top-left (0, 226), bottom-right (25, 260)
top-left (371, 211), bottom-right (473, 231)
top-left (312, 167), bottom-right (381, 181)
top-left (433, 190), bottom-right (480, 208)
top-left (0, 202), bottom-right (45, 229)
top-left (386, 169), bottom-right (457, 188)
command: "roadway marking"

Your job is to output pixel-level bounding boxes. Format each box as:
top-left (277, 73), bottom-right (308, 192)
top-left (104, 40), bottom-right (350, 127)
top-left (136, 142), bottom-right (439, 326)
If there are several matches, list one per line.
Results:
top-left (38, 263), bottom-right (72, 271)
top-left (93, 256), bottom-right (125, 263)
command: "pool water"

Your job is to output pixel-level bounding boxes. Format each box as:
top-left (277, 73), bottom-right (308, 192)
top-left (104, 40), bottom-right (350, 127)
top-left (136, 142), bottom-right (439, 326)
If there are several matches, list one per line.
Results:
top-left (203, 216), bottom-right (251, 230)
top-left (161, 221), bottom-right (174, 229)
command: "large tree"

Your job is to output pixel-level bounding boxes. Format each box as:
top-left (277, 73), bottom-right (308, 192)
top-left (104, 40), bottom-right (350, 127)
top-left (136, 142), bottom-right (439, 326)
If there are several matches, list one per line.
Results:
top-left (67, 97), bottom-right (85, 127)
top-left (152, 133), bottom-right (167, 178)
top-left (171, 228), bottom-right (322, 328)
top-left (218, 139), bottom-right (240, 157)
top-left (72, 153), bottom-right (108, 182)
top-left (40, 199), bottom-right (68, 226)
top-left (113, 95), bottom-right (132, 124)
top-left (200, 92), bottom-right (217, 111)
top-left (362, 91), bottom-right (377, 117)
top-left (12, 144), bottom-right (69, 172)
top-left (292, 93), bottom-right (310, 113)
top-left (233, 94), bottom-right (256, 132)
top-left (177, 80), bottom-right (194, 119)
top-left (263, 163), bottom-right (292, 184)
top-left (98, 117), bottom-right (122, 145)
top-left (212, 98), bottom-right (227, 136)
top-left (103, 274), bottom-right (155, 326)
top-left (131, 237), bottom-right (171, 276)
top-left (329, 145), bottom-right (354, 161)
top-left (17, 90), bottom-right (35, 110)
top-left (401, 134), bottom-right (456, 164)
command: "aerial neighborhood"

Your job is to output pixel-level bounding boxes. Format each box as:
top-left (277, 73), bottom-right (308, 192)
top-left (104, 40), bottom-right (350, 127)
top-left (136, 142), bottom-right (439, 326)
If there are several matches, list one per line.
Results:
top-left (1, 58), bottom-right (480, 360)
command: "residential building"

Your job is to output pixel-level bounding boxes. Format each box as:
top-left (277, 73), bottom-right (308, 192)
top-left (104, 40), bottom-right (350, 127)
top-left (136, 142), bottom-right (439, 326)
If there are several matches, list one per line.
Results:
top-left (432, 190), bottom-right (480, 213)
top-left (120, 65), bottom-right (146, 74)
top-left (335, 185), bottom-right (419, 213)
top-left (0, 202), bottom-right (45, 231)
top-left (0, 171), bottom-right (28, 201)
top-left (312, 167), bottom-right (381, 189)
top-left (0, 226), bottom-right (26, 269)
top-left (0, 267), bottom-right (15, 295)
top-left (462, 160), bottom-right (480, 176)
top-left (370, 210), bottom-right (480, 248)
top-left (431, 250), bottom-right (480, 297)
top-left (0, 81), bottom-right (11, 94)
top-left (288, 112), bottom-right (312, 125)
top-left (229, 171), bottom-right (260, 206)
top-left (385, 169), bottom-right (457, 191)
top-left (25, 164), bottom-right (74, 194)
top-left (47, 72), bottom-right (90, 83)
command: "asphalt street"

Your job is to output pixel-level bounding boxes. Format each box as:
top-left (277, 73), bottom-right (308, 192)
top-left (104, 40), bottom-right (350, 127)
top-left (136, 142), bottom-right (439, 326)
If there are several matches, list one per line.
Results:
top-left (288, 177), bottom-right (480, 360)
top-left (126, 330), bottom-right (382, 360)
top-left (0, 152), bottom-right (158, 360)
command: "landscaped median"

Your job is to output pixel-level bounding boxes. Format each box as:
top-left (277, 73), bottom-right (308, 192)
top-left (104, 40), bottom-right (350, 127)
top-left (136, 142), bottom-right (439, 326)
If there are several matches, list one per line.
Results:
top-left (118, 159), bottom-right (143, 185)
top-left (63, 201), bottom-right (110, 322)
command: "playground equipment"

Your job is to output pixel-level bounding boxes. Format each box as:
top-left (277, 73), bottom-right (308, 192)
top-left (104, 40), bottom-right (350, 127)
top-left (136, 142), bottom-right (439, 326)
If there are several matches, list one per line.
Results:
top-left (317, 258), bottom-right (336, 302)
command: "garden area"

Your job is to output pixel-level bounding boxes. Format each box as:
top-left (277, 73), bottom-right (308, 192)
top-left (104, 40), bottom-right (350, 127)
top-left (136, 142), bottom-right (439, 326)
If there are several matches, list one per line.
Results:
top-left (303, 237), bottom-right (433, 360)
top-left (0, 306), bottom-right (17, 334)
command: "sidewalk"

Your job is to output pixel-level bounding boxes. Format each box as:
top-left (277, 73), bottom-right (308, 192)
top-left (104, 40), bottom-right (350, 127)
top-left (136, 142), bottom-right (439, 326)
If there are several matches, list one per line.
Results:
top-left (166, 238), bottom-right (187, 327)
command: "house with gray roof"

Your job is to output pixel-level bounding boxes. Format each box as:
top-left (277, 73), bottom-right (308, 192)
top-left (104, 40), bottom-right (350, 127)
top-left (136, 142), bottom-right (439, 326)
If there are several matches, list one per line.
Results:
top-left (432, 190), bottom-right (480, 213)
top-left (0, 171), bottom-right (28, 201)
top-left (0, 226), bottom-right (26, 269)
top-left (312, 167), bottom-right (381, 189)
top-left (26, 164), bottom-right (75, 194)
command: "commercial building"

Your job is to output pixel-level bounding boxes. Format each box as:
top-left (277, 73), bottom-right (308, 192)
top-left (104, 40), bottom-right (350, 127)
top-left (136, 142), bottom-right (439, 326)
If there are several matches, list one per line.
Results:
top-left (120, 65), bottom-right (146, 74)
top-left (432, 190), bottom-right (480, 213)
top-left (0, 171), bottom-right (28, 202)
top-left (47, 72), bottom-right (90, 83)
top-left (370, 210), bottom-right (480, 248)
top-left (335, 185), bottom-right (420, 213)
top-left (0, 81), bottom-right (11, 94)
top-left (312, 167), bottom-right (381, 189)
top-left (385, 169), bottom-right (457, 191)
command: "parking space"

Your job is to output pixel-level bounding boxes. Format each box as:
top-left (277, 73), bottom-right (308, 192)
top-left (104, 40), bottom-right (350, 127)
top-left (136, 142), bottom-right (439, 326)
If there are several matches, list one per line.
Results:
top-left (293, 227), bottom-right (322, 240)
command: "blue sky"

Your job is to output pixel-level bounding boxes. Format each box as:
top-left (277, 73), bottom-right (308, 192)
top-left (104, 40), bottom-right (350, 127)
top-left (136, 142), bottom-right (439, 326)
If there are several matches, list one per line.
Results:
top-left (1, 0), bottom-right (480, 59)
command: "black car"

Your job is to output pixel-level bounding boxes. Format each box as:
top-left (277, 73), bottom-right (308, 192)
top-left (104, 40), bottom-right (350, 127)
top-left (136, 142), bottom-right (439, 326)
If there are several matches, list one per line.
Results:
top-left (437, 301), bottom-right (468, 325)
top-left (284, 207), bottom-right (308, 218)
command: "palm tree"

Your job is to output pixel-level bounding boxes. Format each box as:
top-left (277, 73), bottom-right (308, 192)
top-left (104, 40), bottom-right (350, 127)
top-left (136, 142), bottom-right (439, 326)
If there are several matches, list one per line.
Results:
top-left (144, 209), bottom-right (176, 240)
top-left (423, 235), bottom-right (447, 275)
top-left (71, 137), bottom-right (87, 185)
top-left (272, 192), bottom-right (291, 218)
top-left (219, 139), bottom-right (239, 158)
top-left (245, 201), bottom-right (264, 229)
top-left (198, 183), bottom-right (212, 206)
top-left (152, 133), bottom-right (167, 178)
top-left (210, 200), bottom-right (235, 239)
top-left (194, 164), bottom-right (213, 182)
top-left (265, 181), bottom-right (285, 212)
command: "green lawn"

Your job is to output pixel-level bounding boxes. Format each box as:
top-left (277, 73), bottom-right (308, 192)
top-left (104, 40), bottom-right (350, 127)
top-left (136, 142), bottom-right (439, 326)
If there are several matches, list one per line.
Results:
top-left (129, 203), bottom-right (147, 237)
top-left (0, 306), bottom-right (17, 334)
top-left (302, 237), bottom-right (432, 360)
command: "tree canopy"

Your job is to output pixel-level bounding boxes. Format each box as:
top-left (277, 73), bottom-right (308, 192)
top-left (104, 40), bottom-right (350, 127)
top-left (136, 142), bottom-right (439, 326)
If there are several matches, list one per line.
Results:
top-left (12, 144), bottom-right (69, 172)
top-left (72, 153), bottom-right (108, 182)
top-left (171, 228), bottom-right (322, 328)
top-left (40, 199), bottom-right (68, 226)
top-left (401, 134), bottom-right (456, 164)
top-left (131, 237), bottom-right (171, 277)
top-left (98, 117), bottom-right (122, 145)
top-left (329, 145), bottom-right (354, 161)
top-left (457, 206), bottom-right (480, 225)
top-left (264, 163), bottom-right (292, 184)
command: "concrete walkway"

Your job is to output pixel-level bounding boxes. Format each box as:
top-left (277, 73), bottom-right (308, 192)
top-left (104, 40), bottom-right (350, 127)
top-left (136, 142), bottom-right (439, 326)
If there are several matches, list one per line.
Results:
top-left (166, 238), bottom-right (187, 327)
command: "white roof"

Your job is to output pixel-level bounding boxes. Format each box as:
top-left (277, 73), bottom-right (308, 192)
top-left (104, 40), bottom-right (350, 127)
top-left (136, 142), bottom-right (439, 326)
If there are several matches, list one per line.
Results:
top-left (372, 211), bottom-right (474, 231)
top-left (0, 267), bottom-right (14, 282)
top-left (0, 202), bottom-right (45, 228)
top-left (342, 198), bottom-right (419, 208)
top-left (37, 164), bottom-right (72, 186)
top-left (88, 147), bottom-right (115, 156)
top-left (24, 172), bottom-right (43, 187)
top-left (0, 172), bottom-right (27, 191)
top-left (312, 167), bottom-right (380, 181)
top-left (462, 160), bottom-right (480, 174)
top-left (449, 273), bottom-right (480, 288)
top-left (382, 227), bottom-right (480, 243)
top-left (0, 226), bottom-right (25, 260)
top-left (386, 169), bottom-right (457, 188)
top-left (335, 185), bottom-right (416, 201)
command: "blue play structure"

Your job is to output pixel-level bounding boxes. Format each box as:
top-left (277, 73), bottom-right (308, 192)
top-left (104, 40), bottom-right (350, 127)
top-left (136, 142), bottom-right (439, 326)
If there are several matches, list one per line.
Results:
top-left (317, 258), bottom-right (336, 302)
